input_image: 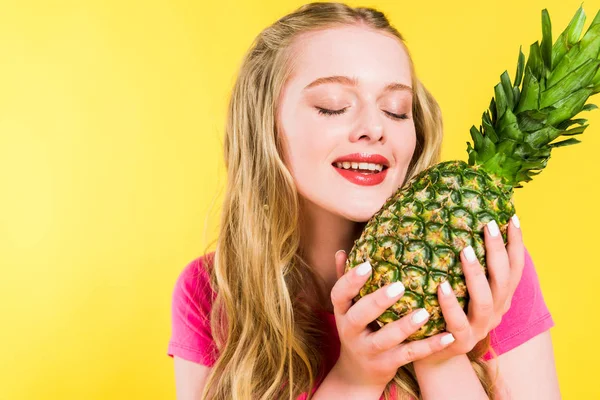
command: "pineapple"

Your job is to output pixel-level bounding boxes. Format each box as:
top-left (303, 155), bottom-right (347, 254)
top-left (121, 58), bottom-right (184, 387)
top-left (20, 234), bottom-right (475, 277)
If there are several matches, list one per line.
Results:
top-left (345, 5), bottom-right (600, 340)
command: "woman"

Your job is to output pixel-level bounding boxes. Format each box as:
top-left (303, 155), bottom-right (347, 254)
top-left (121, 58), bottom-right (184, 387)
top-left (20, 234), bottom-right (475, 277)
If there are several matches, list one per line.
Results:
top-left (167, 2), bottom-right (560, 399)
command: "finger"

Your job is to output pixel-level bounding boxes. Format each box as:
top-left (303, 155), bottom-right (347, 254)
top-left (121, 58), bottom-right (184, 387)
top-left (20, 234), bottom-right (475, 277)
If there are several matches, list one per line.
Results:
top-left (506, 214), bottom-right (525, 302)
top-left (335, 250), bottom-right (347, 280)
top-left (484, 220), bottom-right (511, 312)
top-left (461, 246), bottom-right (494, 333)
top-left (344, 280), bottom-right (406, 337)
top-left (385, 332), bottom-right (456, 367)
top-left (437, 279), bottom-right (471, 340)
top-left (366, 308), bottom-right (430, 353)
top-left (330, 259), bottom-right (372, 316)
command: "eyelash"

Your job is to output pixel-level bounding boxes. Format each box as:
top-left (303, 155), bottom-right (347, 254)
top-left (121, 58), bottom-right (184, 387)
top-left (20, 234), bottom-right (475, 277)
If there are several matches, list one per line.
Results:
top-left (316, 107), bottom-right (409, 120)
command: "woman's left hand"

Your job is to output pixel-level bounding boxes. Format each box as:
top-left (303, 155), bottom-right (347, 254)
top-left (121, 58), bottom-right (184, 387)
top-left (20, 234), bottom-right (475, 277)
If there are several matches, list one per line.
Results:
top-left (414, 214), bottom-right (525, 365)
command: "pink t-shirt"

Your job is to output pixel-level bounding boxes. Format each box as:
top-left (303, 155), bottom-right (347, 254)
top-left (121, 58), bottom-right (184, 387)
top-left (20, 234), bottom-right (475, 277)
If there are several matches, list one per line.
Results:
top-left (167, 248), bottom-right (554, 398)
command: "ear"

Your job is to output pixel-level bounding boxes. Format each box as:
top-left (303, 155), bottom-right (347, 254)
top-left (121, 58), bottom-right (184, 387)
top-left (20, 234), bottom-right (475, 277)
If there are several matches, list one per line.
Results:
top-left (334, 250), bottom-right (347, 280)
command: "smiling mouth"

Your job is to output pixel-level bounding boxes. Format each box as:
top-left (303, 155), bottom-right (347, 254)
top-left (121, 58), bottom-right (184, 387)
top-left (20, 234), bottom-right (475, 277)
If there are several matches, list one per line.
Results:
top-left (331, 162), bottom-right (390, 186)
top-left (331, 162), bottom-right (389, 174)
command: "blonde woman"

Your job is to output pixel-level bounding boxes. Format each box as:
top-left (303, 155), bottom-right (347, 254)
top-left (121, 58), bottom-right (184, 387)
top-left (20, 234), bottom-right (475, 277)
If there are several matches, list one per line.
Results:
top-left (167, 2), bottom-right (560, 399)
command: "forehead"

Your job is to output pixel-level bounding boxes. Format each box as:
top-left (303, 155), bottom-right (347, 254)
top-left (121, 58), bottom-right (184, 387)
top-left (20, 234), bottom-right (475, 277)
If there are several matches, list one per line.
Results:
top-left (288, 25), bottom-right (412, 89)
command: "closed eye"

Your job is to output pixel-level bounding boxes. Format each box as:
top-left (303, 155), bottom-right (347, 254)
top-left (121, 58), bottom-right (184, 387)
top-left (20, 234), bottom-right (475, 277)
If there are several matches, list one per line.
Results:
top-left (316, 107), bottom-right (409, 120)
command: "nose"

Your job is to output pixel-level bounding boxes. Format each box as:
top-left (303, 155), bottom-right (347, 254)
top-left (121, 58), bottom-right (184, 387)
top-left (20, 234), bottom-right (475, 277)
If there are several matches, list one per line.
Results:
top-left (349, 104), bottom-right (385, 143)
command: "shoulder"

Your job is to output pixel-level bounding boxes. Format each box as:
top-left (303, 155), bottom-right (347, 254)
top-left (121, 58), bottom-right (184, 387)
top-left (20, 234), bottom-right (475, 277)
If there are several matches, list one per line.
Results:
top-left (483, 247), bottom-right (555, 359)
top-left (174, 253), bottom-right (215, 296)
top-left (168, 252), bottom-right (218, 365)
top-left (171, 252), bottom-right (217, 317)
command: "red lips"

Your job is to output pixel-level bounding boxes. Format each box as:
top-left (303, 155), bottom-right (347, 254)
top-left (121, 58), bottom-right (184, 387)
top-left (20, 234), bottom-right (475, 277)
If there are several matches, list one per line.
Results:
top-left (332, 153), bottom-right (390, 167)
top-left (331, 153), bottom-right (390, 186)
top-left (333, 167), bottom-right (389, 186)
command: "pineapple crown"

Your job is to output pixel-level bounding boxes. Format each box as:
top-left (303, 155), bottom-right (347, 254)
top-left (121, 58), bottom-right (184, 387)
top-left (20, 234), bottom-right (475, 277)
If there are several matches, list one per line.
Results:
top-left (467, 4), bottom-right (600, 188)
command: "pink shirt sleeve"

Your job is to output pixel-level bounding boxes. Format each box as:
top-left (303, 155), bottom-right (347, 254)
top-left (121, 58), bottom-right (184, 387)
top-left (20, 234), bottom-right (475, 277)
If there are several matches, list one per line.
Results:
top-left (483, 247), bottom-right (554, 360)
top-left (167, 254), bottom-right (218, 366)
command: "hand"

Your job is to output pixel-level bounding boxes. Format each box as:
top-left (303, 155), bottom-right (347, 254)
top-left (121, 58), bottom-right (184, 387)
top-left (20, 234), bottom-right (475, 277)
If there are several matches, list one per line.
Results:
top-left (416, 215), bottom-right (525, 366)
top-left (329, 250), bottom-right (456, 390)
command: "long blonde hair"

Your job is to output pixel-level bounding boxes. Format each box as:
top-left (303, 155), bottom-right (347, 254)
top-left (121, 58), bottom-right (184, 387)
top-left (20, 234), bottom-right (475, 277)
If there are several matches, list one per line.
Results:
top-left (200, 2), bottom-right (498, 399)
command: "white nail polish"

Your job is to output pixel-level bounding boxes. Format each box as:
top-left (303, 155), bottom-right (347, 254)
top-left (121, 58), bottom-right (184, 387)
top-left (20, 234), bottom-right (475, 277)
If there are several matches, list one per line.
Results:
top-left (386, 282), bottom-right (405, 298)
top-left (440, 280), bottom-right (452, 296)
top-left (356, 261), bottom-right (372, 276)
top-left (511, 214), bottom-right (520, 229)
top-left (487, 220), bottom-right (500, 237)
top-left (463, 245), bottom-right (477, 263)
top-left (441, 333), bottom-right (455, 345)
top-left (412, 309), bottom-right (430, 324)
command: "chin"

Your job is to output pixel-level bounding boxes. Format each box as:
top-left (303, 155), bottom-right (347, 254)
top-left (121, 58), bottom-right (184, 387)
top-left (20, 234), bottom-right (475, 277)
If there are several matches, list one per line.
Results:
top-left (339, 202), bottom-right (384, 223)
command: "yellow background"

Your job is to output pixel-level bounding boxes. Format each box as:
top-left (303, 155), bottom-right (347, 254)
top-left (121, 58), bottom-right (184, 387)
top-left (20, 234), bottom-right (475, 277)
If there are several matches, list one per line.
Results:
top-left (0, 0), bottom-right (598, 398)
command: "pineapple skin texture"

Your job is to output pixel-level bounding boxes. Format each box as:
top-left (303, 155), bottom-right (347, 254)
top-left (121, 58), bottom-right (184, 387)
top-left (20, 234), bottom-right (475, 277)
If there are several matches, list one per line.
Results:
top-left (345, 160), bottom-right (514, 340)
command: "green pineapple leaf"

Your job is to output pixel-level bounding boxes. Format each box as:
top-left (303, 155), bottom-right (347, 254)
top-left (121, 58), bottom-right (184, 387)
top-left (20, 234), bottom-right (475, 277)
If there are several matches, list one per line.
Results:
top-left (563, 124), bottom-right (589, 136)
top-left (549, 137), bottom-right (582, 147)
top-left (467, 5), bottom-right (600, 188)
top-left (551, 4), bottom-right (586, 68)
top-left (541, 9), bottom-right (553, 70)
top-left (514, 46), bottom-right (525, 87)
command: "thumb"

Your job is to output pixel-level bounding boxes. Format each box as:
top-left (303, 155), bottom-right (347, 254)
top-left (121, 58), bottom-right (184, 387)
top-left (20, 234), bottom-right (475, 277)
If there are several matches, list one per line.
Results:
top-left (334, 250), bottom-right (348, 280)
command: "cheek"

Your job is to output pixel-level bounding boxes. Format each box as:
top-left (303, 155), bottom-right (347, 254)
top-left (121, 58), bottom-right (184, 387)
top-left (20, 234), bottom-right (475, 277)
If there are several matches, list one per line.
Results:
top-left (393, 126), bottom-right (418, 161)
top-left (279, 108), bottom-right (316, 171)
top-left (407, 130), bottom-right (418, 157)
top-left (388, 126), bottom-right (418, 187)
top-left (281, 111), bottom-right (340, 172)
top-left (284, 130), bottom-right (329, 180)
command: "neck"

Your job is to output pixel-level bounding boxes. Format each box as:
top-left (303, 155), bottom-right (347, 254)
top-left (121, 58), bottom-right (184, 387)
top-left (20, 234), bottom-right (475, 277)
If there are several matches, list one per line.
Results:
top-left (298, 197), bottom-right (366, 313)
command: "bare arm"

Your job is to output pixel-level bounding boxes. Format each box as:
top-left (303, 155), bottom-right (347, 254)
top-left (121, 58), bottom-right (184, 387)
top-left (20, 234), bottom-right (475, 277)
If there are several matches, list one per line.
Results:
top-left (173, 356), bottom-right (212, 400)
top-left (485, 331), bottom-right (560, 400)
top-left (311, 362), bottom-right (386, 400)
top-left (413, 354), bottom-right (488, 400)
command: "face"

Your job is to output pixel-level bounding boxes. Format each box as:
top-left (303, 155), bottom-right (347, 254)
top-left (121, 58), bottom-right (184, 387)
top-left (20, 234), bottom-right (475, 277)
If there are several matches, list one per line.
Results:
top-left (277, 24), bottom-right (417, 222)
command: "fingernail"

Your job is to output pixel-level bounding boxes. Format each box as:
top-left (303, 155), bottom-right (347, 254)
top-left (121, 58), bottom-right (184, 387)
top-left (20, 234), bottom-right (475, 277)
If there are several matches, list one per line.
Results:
top-left (441, 333), bottom-right (455, 345)
top-left (335, 250), bottom-right (346, 258)
top-left (511, 214), bottom-right (520, 229)
top-left (386, 282), bottom-right (405, 298)
top-left (463, 245), bottom-right (477, 263)
top-left (487, 220), bottom-right (500, 237)
top-left (440, 280), bottom-right (452, 296)
top-left (412, 308), bottom-right (430, 324)
top-left (355, 260), bottom-right (372, 276)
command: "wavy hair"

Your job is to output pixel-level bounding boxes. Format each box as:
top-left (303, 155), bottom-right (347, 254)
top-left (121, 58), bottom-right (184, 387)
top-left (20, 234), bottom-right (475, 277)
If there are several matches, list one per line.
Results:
top-left (200, 2), bottom-right (499, 399)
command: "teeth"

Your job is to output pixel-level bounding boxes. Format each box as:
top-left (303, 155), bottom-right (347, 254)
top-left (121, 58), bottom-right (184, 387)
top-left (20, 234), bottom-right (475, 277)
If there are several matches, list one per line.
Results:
top-left (335, 162), bottom-right (384, 172)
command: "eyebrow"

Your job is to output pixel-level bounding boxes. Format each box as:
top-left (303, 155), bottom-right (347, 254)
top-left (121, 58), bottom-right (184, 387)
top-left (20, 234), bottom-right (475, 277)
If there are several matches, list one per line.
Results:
top-left (303, 75), bottom-right (413, 94)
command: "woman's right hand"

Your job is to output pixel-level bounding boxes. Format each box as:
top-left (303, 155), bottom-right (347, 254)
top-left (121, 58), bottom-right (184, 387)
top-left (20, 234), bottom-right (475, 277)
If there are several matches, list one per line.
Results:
top-left (329, 250), bottom-right (456, 390)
